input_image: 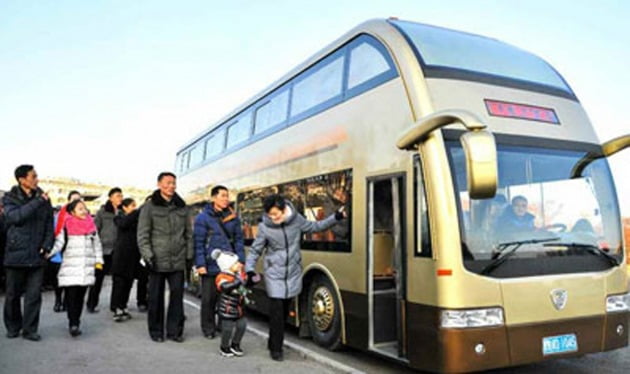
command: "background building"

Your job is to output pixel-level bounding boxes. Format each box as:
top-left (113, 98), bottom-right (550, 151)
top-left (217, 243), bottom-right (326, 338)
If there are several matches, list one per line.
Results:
top-left (37, 177), bottom-right (152, 213)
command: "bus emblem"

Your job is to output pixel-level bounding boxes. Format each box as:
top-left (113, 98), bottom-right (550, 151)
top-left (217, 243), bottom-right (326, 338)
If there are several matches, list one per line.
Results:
top-left (550, 289), bottom-right (568, 310)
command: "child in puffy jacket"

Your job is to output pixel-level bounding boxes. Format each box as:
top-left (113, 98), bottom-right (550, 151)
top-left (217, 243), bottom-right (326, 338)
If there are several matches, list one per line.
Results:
top-left (47, 199), bottom-right (103, 337)
top-left (212, 249), bottom-right (257, 357)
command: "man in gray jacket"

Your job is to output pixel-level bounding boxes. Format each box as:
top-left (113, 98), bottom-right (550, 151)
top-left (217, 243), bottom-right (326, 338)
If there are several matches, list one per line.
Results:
top-left (87, 187), bottom-right (122, 313)
top-left (137, 172), bottom-right (193, 343)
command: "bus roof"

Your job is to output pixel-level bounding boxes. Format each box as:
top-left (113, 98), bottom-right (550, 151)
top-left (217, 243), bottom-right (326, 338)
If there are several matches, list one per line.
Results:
top-left (177, 18), bottom-right (570, 154)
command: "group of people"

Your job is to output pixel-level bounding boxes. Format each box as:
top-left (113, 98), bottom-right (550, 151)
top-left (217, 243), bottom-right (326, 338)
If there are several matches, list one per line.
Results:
top-left (2, 164), bottom-right (346, 362)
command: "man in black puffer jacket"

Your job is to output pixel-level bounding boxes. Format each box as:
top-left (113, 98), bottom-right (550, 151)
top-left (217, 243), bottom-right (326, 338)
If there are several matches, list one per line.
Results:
top-left (2, 165), bottom-right (54, 341)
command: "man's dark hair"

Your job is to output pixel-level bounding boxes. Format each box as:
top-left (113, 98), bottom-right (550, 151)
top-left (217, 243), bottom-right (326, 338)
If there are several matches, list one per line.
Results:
top-left (66, 199), bottom-right (85, 215)
top-left (121, 198), bottom-right (135, 208)
top-left (14, 165), bottom-right (34, 181)
top-left (512, 195), bottom-right (528, 205)
top-left (263, 194), bottom-right (286, 213)
top-left (157, 172), bottom-right (176, 182)
top-left (67, 190), bottom-right (81, 201)
top-left (108, 187), bottom-right (122, 197)
top-left (211, 185), bottom-right (228, 197)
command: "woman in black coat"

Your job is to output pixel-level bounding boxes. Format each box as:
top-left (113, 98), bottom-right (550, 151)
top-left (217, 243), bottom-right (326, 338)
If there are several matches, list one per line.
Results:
top-left (110, 198), bottom-right (141, 321)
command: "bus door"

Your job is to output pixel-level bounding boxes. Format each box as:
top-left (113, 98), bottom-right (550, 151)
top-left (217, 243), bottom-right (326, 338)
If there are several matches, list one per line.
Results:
top-left (367, 174), bottom-right (407, 359)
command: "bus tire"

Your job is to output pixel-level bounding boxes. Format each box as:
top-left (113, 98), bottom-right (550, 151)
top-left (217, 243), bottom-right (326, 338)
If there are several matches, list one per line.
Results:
top-left (307, 275), bottom-right (342, 350)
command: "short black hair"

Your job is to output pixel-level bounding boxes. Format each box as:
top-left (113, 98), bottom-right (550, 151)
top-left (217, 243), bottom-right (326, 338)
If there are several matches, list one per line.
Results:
top-left (66, 199), bottom-right (85, 215)
top-left (121, 198), bottom-right (135, 208)
top-left (108, 187), bottom-right (122, 197)
top-left (157, 172), bottom-right (176, 182)
top-left (263, 194), bottom-right (286, 213)
top-left (14, 165), bottom-right (34, 181)
top-left (211, 185), bottom-right (228, 197)
top-left (512, 195), bottom-right (528, 205)
top-left (67, 190), bottom-right (81, 201)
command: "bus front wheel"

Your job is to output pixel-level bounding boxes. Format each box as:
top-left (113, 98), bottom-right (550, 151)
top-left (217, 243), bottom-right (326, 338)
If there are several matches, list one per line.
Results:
top-left (307, 275), bottom-right (342, 350)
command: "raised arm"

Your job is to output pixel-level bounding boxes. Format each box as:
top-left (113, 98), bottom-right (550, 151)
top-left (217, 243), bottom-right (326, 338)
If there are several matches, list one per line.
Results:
top-left (298, 213), bottom-right (338, 234)
top-left (2, 195), bottom-right (45, 226)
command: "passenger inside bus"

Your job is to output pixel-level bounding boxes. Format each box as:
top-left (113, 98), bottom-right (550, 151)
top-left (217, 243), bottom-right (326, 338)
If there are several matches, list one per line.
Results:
top-left (570, 218), bottom-right (598, 244)
top-left (495, 195), bottom-right (536, 241)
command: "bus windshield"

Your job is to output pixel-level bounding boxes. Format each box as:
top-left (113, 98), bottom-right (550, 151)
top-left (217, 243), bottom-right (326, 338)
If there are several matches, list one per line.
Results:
top-left (391, 20), bottom-right (573, 96)
top-left (446, 141), bottom-right (623, 278)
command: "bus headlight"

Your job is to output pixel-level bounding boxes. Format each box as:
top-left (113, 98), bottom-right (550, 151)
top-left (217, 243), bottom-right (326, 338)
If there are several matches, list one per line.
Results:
top-left (606, 293), bottom-right (630, 312)
top-left (441, 308), bottom-right (504, 328)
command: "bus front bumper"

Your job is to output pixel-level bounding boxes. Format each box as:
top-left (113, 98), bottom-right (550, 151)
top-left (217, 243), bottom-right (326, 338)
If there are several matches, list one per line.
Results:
top-left (407, 303), bottom-right (628, 373)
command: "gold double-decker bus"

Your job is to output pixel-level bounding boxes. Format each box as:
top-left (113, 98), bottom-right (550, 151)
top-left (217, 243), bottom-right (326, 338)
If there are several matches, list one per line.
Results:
top-left (176, 18), bottom-right (629, 373)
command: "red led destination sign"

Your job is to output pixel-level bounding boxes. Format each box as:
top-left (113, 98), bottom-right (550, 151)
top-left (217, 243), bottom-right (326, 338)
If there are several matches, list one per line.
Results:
top-left (484, 99), bottom-right (560, 124)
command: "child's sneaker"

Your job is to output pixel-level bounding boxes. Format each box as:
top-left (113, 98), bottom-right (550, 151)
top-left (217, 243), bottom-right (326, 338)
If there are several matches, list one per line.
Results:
top-left (219, 346), bottom-right (234, 357)
top-left (113, 309), bottom-right (124, 322)
top-left (230, 344), bottom-right (244, 357)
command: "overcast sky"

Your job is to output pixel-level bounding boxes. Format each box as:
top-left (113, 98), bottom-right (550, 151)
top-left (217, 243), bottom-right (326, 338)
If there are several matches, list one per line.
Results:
top-left (1, 0), bottom-right (628, 213)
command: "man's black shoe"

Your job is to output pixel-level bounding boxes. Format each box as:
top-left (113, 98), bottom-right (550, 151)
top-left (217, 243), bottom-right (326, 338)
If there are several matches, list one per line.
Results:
top-left (6, 331), bottom-right (20, 339)
top-left (137, 304), bottom-right (148, 313)
top-left (69, 326), bottom-right (82, 337)
top-left (22, 333), bottom-right (41, 341)
top-left (86, 306), bottom-right (99, 314)
top-left (151, 336), bottom-right (164, 343)
top-left (270, 350), bottom-right (284, 361)
top-left (167, 335), bottom-right (184, 343)
top-left (204, 332), bottom-right (216, 340)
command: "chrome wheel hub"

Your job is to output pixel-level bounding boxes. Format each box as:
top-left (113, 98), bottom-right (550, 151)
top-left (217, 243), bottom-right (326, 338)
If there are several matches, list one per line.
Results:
top-left (311, 286), bottom-right (335, 332)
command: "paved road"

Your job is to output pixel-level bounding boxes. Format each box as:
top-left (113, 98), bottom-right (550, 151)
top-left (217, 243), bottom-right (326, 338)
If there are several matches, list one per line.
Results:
top-left (0, 279), bottom-right (338, 374)
top-left (2, 279), bottom-right (628, 374)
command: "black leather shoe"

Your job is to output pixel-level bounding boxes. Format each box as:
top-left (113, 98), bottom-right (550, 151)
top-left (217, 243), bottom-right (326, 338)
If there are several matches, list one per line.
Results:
top-left (151, 336), bottom-right (164, 343)
top-left (270, 350), bottom-right (284, 361)
top-left (53, 303), bottom-right (62, 313)
top-left (137, 304), bottom-right (148, 313)
top-left (69, 326), bottom-right (82, 337)
top-left (22, 333), bottom-right (41, 341)
top-left (204, 332), bottom-right (216, 340)
top-left (86, 306), bottom-right (99, 314)
top-left (167, 335), bottom-right (184, 343)
top-left (6, 331), bottom-right (20, 339)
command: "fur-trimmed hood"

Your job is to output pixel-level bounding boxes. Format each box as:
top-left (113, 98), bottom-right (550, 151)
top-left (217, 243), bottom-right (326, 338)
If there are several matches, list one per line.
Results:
top-left (149, 189), bottom-right (186, 208)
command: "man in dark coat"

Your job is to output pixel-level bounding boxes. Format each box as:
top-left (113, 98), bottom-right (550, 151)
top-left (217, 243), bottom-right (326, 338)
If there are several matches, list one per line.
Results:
top-left (0, 195), bottom-right (7, 292)
top-left (2, 165), bottom-right (54, 341)
top-left (193, 185), bottom-right (245, 339)
top-left (137, 172), bottom-right (193, 342)
top-left (88, 187), bottom-right (122, 313)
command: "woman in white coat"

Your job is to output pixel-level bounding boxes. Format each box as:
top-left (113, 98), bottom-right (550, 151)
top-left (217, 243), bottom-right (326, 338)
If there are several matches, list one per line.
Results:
top-left (48, 199), bottom-right (103, 336)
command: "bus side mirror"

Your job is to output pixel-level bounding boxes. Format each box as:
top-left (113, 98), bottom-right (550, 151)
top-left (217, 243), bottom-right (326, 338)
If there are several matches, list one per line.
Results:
top-left (460, 130), bottom-right (498, 199)
top-left (571, 134), bottom-right (630, 178)
top-left (397, 109), bottom-right (499, 199)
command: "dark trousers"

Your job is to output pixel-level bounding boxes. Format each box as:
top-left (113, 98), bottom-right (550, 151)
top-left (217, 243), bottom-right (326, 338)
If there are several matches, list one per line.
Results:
top-left (65, 286), bottom-right (88, 327)
top-left (148, 270), bottom-right (184, 339)
top-left (86, 254), bottom-right (112, 310)
top-left (268, 297), bottom-right (291, 353)
top-left (200, 274), bottom-right (219, 335)
top-left (135, 266), bottom-right (148, 307)
top-left (3, 266), bottom-right (44, 335)
top-left (110, 275), bottom-right (133, 311)
top-left (47, 262), bottom-right (65, 305)
top-left (221, 317), bottom-right (246, 348)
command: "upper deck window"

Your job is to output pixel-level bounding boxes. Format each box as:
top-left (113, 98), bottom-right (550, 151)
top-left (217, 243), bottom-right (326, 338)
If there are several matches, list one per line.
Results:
top-left (226, 111), bottom-right (253, 149)
top-left (291, 51), bottom-right (345, 119)
top-left (255, 88), bottom-right (289, 135)
top-left (391, 20), bottom-right (573, 97)
top-left (348, 40), bottom-right (392, 89)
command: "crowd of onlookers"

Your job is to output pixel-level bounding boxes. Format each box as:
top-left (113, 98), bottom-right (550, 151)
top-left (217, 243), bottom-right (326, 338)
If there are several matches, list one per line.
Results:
top-left (1, 164), bottom-right (346, 361)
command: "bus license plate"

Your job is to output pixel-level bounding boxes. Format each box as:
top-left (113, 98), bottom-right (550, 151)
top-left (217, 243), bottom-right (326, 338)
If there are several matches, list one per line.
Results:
top-left (542, 334), bottom-right (578, 355)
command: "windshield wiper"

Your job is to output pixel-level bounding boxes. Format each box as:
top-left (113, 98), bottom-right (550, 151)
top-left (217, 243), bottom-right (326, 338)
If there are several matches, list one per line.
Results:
top-left (481, 237), bottom-right (560, 275)
top-left (543, 242), bottom-right (620, 267)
